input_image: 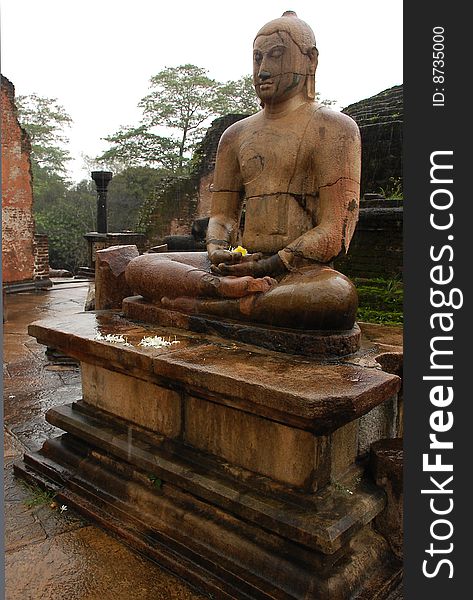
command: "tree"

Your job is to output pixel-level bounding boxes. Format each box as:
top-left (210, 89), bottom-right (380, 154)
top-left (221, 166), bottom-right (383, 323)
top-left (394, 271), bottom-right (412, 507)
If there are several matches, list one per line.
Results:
top-left (216, 75), bottom-right (261, 115)
top-left (107, 167), bottom-right (168, 231)
top-left (16, 94), bottom-right (95, 271)
top-left (34, 180), bottom-right (96, 273)
top-left (139, 65), bottom-right (219, 171)
top-left (16, 93), bottom-right (72, 178)
top-left (98, 65), bottom-right (336, 176)
top-left (99, 125), bottom-right (182, 172)
top-left (98, 65), bottom-right (261, 174)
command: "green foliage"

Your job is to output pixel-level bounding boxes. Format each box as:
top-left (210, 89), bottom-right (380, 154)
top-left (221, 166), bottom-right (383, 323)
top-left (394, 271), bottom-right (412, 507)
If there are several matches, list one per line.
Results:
top-left (355, 277), bottom-right (403, 325)
top-left (216, 75), bottom-right (261, 115)
top-left (100, 125), bottom-right (183, 173)
top-left (379, 177), bottom-right (403, 199)
top-left (98, 65), bottom-right (263, 175)
top-left (16, 93), bottom-right (95, 272)
top-left (100, 65), bottom-right (222, 174)
top-left (35, 180), bottom-right (96, 273)
top-left (316, 93), bottom-right (336, 107)
top-left (107, 167), bottom-right (168, 231)
top-left (30, 165), bottom-right (69, 214)
top-left (148, 475), bottom-right (162, 489)
top-left (21, 482), bottom-right (56, 508)
top-left (16, 93), bottom-right (72, 177)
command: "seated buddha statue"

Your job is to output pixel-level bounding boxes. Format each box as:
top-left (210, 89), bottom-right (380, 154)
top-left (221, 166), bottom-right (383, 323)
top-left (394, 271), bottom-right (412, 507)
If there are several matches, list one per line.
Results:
top-left (125, 11), bottom-right (361, 331)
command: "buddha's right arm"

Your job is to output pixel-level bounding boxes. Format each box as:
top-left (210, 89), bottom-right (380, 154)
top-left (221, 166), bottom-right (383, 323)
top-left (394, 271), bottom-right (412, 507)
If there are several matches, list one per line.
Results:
top-left (207, 125), bottom-right (244, 265)
top-left (207, 191), bottom-right (242, 263)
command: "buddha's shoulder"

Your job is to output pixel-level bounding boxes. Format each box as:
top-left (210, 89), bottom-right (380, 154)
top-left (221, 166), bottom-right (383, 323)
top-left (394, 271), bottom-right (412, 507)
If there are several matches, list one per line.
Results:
top-left (217, 113), bottom-right (260, 146)
top-left (307, 104), bottom-right (360, 137)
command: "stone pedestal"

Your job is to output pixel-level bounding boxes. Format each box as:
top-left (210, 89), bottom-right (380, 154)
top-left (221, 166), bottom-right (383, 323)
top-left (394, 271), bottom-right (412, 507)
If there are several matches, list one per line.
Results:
top-left (84, 232), bottom-right (146, 271)
top-left (17, 311), bottom-right (402, 599)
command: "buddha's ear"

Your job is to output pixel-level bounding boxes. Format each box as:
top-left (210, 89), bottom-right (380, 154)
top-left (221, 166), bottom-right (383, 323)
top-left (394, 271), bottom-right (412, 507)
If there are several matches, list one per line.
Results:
top-left (308, 46), bottom-right (318, 75)
top-left (306, 46), bottom-right (318, 100)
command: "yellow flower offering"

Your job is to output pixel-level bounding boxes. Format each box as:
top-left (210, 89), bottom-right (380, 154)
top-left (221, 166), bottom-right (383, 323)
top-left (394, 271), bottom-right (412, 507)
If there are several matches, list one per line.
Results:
top-left (231, 245), bottom-right (248, 256)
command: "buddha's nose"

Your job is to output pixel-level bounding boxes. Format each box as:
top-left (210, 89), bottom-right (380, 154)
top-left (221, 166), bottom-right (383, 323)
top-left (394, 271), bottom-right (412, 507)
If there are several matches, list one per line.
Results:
top-left (259, 70), bottom-right (271, 81)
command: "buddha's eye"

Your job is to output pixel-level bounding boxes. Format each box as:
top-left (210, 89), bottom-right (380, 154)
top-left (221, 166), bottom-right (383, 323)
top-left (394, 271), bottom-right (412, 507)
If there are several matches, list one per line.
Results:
top-left (253, 51), bottom-right (263, 64)
top-left (269, 47), bottom-right (284, 59)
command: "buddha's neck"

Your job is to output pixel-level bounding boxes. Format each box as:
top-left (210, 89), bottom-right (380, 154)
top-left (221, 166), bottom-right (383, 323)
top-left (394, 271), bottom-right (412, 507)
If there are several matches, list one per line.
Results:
top-left (263, 95), bottom-right (308, 119)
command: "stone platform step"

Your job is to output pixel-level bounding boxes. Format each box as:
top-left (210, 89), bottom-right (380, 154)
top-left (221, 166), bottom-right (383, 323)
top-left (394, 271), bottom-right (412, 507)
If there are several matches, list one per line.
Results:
top-left (16, 423), bottom-right (401, 600)
top-left (15, 457), bottom-right (260, 600)
top-left (42, 401), bottom-right (385, 555)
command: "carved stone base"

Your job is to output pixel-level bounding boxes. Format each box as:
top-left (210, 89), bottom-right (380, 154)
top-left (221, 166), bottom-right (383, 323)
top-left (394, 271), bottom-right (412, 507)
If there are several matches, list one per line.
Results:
top-left (21, 311), bottom-right (402, 599)
top-left (122, 295), bottom-right (361, 358)
top-left (16, 402), bottom-right (401, 599)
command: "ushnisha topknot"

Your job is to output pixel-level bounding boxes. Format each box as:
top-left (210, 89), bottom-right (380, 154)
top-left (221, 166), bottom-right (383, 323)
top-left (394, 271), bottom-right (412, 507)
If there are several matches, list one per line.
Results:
top-left (254, 10), bottom-right (318, 58)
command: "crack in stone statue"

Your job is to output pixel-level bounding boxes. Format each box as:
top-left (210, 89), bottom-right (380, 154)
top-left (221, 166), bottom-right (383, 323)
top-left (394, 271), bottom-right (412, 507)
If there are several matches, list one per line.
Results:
top-left (126, 11), bottom-right (361, 331)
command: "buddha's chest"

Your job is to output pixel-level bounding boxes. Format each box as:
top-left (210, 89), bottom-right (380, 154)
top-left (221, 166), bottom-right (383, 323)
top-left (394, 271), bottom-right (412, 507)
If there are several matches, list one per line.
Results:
top-left (237, 123), bottom-right (316, 193)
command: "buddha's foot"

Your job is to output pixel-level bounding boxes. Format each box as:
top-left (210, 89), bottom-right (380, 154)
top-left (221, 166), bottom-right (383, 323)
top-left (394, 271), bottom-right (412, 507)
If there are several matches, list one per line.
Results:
top-left (218, 275), bottom-right (277, 298)
top-left (161, 296), bottom-right (199, 313)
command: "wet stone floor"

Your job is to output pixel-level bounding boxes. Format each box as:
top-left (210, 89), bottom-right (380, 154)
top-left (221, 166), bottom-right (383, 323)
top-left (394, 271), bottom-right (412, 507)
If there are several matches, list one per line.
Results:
top-left (3, 281), bottom-right (206, 600)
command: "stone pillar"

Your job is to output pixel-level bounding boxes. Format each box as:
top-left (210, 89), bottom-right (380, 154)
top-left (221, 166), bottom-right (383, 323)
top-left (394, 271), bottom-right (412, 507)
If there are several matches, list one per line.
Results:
top-left (91, 171), bottom-right (113, 234)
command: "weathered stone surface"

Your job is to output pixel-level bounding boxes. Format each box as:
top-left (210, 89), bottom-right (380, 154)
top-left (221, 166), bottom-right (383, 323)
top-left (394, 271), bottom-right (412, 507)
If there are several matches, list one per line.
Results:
top-left (343, 85), bottom-right (403, 196)
top-left (16, 425), bottom-right (402, 599)
top-left (82, 363), bottom-right (181, 437)
top-left (335, 203), bottom-right (403, 279)
top-left (371, 438), bottom-right (403, 559)
top-left (124, 11), bottom-right (361, 333)
top-left (4, 429), bottom-right (24, 460)
top-left (3, 281), bottom-right (207, 600)
top-left (5, 525), bottom-right (205, 600)
top-left (184, 394), bottom-right (320, 488)
top-left (37, 402), bottom-right (385, 553)
top-left (28, 311), bottom-right (401, 434)
top-left (95, 244), bottom-right (139, 310)
top-left (123, 295), bottom-right (361, 357)
top-left (4, 498), bottom-right (48, 552)
top-left (21, 301), bottom-right (402, 597)
top-left (330, 420), bottom-right (359, 480)
top-left (84, 231), bottom-right (146, 271)
top-left (358, 396), bottom-right (398, 456)
top-left (1, 75), bottom-right (35, 285)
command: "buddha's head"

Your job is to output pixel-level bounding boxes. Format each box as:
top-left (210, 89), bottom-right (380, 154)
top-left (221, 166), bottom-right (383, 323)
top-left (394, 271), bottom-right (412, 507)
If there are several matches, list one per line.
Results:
top-left (253, 11), bottom-right (318, 107)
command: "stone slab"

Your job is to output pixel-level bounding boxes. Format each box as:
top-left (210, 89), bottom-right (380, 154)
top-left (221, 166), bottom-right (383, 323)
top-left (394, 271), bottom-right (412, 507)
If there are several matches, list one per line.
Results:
top-left (123, 295), bottom-right (361, 358)
top-left (28, 311), bottom-right (401, 434)
top-left (82, 363), bottom-right (181, 437)
top-left (184, 394), bottom-right (320, 488)
top-left (43, 402), bottom-right (385, 554)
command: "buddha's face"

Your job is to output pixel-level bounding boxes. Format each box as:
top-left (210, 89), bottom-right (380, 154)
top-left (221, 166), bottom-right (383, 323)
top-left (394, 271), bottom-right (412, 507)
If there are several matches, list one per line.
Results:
top-left (253, 31), bottom-right (309, 105)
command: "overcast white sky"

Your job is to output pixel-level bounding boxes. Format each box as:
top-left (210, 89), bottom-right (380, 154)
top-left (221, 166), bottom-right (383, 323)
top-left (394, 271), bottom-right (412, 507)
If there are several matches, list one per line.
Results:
top-left (2, 0), bottom-right (403, 183)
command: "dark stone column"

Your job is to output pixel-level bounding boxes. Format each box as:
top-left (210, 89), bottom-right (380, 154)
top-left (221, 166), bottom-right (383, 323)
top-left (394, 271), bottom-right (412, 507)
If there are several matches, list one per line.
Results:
top-left (91, 171), bottom-right (113, 234)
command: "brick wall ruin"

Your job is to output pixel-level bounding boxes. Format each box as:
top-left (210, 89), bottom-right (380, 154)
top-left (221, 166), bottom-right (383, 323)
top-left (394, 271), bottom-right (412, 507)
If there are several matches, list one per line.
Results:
top-left (33, 234), bottom-right (50, 281)
top-left (1, 75), bottom-right (36, 284)
top-left (335, 199), bottom-right (403, 279)
top-left (343, 85), bottom-right (403, 195)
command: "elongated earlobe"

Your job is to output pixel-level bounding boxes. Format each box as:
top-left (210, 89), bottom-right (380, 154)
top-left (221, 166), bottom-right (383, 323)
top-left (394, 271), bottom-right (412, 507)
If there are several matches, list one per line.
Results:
top-left (306, 46), bottom-right (318, 101)
top-left (306, 75), bottom-right (315, 100)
